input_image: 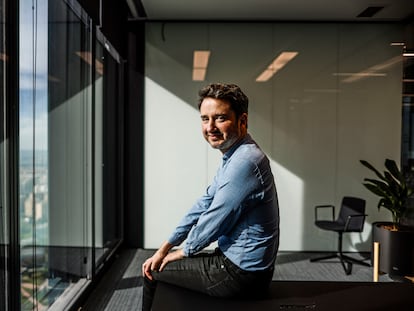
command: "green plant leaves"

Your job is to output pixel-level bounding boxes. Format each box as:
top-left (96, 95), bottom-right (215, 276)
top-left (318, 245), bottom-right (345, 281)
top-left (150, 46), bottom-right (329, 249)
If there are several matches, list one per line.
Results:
top-left (360, 158), bottom-right (411, 227)
top-left (385, 159), bottom-right (404, 183)
top-left (360, 160), bottom-right (386, 181)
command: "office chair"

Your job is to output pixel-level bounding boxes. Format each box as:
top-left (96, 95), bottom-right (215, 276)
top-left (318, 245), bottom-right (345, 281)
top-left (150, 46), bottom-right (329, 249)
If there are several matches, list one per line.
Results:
top-left (310, 196), bottom-right (370, 275)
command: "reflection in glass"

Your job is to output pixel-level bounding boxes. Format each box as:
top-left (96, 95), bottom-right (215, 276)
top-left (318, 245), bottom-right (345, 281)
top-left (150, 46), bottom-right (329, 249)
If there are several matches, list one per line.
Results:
top-left (94, 34), bottom-right (123, 271)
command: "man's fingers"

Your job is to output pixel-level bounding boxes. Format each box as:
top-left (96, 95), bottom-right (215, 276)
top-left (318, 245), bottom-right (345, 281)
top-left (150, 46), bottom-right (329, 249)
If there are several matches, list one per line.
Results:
top-left (142, 261), bottom-right (154, 280)
top-left (144, 269), bottom-right (153, 280)
top-left (142, 249), bottom-right (183, 277)
top-left (159, 259), bottom-right (168, 272)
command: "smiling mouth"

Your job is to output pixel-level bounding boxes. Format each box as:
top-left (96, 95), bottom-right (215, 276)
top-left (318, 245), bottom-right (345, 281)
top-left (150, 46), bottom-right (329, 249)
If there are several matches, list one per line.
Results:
top-left (208, 133), bottom-right (223, 140)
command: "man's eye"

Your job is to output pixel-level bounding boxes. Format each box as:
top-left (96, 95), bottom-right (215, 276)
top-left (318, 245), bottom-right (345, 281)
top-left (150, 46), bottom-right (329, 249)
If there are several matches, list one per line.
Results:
top-left (216, 116), bottom-right (226, 121)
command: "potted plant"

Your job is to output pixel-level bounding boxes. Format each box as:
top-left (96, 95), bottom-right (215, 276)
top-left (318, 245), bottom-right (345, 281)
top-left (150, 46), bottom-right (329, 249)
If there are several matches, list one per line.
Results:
top-left (360, 159), bottom-right (414, 279)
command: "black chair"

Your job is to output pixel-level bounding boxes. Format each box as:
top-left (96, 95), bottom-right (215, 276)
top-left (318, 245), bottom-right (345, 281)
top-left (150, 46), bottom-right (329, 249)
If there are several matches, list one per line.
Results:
top-left (310, 196), bottom-right (370, 275)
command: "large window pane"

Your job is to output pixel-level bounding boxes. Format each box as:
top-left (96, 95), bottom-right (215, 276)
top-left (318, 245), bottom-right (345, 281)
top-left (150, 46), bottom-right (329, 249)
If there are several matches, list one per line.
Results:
top-left (18, 0), bottom-right (124, 309)
top-left (47, 0), bottom-right (92, 283)
top-left (19, 0), bottom-right (49, 309)
top-left (94, 33), bottom-right (123, 270)
top-left (19, 0), bottom-right (93, 309)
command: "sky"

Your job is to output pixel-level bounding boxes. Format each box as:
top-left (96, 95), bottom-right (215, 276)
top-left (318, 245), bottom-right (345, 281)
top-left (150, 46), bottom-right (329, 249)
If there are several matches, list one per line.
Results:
top-left (19, 0), bottom-right (48, 151)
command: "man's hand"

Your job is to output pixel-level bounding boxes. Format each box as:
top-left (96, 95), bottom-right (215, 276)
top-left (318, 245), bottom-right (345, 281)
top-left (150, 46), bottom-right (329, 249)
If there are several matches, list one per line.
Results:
top-left (141, 242), bottom-right (185, 280)
top-left (142, 251), bottom-right (165, 281)
top-left (159, 249), bottom-right (185, 272)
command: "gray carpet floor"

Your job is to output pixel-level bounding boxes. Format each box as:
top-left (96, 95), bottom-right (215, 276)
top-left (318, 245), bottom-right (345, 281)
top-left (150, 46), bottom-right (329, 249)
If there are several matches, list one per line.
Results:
top-left (79, 248), bottom-right (392, 311)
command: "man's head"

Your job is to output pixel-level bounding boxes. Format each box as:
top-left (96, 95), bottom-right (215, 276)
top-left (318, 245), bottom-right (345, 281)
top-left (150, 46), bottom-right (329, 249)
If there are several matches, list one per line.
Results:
top-left (198, 83), bottom-right (249, 120)
top-left (198, 83), bottom-right (249, 154)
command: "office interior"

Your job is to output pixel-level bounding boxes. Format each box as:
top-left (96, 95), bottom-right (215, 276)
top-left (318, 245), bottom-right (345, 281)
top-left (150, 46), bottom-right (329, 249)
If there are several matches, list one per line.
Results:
top-left (1, 0), bottom-right (414, 310)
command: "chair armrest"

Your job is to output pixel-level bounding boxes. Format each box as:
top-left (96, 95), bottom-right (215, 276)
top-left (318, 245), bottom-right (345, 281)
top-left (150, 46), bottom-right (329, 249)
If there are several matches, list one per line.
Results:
top-left (314, 205), bottom-right (335, 221)
top-left (344, 214), bottom-right (368, 232)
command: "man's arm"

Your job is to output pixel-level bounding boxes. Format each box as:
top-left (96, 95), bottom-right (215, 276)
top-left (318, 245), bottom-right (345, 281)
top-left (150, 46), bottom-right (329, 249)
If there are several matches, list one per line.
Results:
top-left (142, 176), bottom-right (219, 278)
top-left (182, 158), bottom-right (260, 255)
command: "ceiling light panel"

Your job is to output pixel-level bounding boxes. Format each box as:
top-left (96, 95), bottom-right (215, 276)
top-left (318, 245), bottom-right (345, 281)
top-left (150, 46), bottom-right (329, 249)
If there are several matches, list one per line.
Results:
top-left (193, 50), bottom-right (210, 68)
top-left (192, 50), bottom-right (210, 81)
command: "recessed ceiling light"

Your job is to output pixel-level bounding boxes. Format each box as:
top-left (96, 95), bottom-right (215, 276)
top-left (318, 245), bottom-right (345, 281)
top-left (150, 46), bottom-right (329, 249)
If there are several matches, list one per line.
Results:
top-left (193, 50), bottom-right (210, 81)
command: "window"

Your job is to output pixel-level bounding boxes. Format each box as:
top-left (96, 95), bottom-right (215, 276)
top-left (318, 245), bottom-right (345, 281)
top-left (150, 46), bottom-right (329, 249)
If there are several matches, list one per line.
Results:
top-left (18, 1), bottom-right (124, 309)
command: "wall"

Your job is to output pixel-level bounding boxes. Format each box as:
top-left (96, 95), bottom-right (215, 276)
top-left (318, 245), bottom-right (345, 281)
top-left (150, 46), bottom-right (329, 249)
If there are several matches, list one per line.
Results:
top-left (144, 22), bottom-right (403, 252)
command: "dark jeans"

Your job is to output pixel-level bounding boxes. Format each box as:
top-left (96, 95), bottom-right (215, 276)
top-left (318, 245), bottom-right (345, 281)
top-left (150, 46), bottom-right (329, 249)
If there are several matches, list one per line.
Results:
top-left (142, 249), bottom-right (274, 311)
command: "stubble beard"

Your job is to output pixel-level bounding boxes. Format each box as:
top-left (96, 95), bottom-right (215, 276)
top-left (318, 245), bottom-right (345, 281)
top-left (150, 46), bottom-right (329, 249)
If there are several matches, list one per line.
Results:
top-left (207, 132), bottom-right (240, 153)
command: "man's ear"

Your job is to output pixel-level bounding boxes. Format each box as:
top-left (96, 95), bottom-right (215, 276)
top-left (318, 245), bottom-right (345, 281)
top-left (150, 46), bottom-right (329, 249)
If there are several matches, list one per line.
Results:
top-left (240, 113), bottom-right (248, 128)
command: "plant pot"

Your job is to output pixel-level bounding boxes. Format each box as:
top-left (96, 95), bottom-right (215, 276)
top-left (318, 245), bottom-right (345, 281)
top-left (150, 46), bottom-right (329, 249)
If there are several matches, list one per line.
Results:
top-left (372, 222), bottom-right (414, 279)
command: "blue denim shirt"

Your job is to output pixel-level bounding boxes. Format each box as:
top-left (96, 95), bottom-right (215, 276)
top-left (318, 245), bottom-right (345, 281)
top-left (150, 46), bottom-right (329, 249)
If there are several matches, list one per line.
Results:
top-left (168, 134), bottom-right (279, 271)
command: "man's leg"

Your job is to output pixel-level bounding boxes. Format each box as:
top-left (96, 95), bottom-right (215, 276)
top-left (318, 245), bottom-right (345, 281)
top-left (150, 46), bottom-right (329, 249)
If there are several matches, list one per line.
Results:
top-left (142, 275), bottom-right (158, 311)
top-left (142, 250), bottom-right (240, 311)
top-left (142, 250), bottom-right (274, 310)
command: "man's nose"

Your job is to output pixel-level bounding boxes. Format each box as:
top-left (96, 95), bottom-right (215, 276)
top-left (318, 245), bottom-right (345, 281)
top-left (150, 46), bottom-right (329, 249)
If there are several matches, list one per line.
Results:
top-left (206, 119), bottom-right (216, 131)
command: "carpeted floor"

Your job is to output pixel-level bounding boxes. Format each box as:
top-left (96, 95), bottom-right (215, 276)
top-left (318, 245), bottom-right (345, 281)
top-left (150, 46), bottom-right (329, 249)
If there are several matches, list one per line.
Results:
top-left (79, 248), bottom-right (392, 311)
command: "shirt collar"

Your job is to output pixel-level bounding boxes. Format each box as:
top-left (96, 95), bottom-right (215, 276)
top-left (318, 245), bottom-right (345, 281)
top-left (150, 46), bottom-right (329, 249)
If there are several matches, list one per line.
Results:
top-left (222, 134), bottom-right (252, 162)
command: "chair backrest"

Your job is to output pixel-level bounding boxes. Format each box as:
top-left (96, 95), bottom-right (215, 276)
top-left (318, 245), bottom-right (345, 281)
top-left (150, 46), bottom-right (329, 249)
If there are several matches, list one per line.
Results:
top-left (337, 196), bottom-right (366, 232)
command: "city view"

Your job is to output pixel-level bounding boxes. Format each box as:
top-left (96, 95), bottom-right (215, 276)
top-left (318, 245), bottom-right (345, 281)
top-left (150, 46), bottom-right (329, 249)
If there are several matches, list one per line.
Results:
top-left (20, 149), bottom-right (53, 310)
top-left (20, 149), bottom-right (48, 247)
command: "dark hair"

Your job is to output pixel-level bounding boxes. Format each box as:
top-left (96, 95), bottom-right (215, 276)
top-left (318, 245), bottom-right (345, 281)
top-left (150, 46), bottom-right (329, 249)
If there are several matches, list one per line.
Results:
top-left (198, 83), bottom-right (249, 119)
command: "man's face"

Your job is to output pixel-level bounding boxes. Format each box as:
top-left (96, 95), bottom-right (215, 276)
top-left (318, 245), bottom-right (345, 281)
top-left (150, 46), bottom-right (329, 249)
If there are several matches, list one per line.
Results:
top-left (200, 97), bottom-right (247, 154)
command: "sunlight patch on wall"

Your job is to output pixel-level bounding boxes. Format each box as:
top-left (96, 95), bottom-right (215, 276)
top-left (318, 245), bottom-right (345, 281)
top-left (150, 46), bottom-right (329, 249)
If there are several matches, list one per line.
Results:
top-left (269, 158), bottom-right (304, 250)
top-left (144, 78), bottom-right (214, 248)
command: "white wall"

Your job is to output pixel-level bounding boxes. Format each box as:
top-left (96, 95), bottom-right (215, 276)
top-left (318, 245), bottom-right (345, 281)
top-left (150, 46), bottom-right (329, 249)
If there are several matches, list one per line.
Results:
top-left (144, 22), bottom-right (403, 252)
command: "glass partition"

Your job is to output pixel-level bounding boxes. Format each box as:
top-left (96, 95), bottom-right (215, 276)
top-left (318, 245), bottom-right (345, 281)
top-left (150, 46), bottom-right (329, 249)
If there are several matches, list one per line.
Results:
top-left (144, 22), bottom-right (404, 259)
top-left (18, 0), bottom-right (124, 309)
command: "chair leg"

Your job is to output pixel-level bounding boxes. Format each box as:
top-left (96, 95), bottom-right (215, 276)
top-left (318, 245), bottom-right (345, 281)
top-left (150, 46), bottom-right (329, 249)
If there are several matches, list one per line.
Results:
top-left (339, 255), bottom-right (353, 275)
top-left (337, 232), bottom-right (353, 275)
top-left (310, 232), bottom-right (370, 275)
top-left (310, 253), bottom-right (353, 275)
top-left (338, 233), bottom-right (371, 274)
top-left (310, 253), bottom-right (337, 262)
top-left (341, 254), bottom-right (371, 267)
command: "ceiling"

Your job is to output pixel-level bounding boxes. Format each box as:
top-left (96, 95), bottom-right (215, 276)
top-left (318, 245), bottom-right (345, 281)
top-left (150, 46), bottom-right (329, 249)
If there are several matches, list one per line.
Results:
top-left (127, 0), bottom-right (414, 22)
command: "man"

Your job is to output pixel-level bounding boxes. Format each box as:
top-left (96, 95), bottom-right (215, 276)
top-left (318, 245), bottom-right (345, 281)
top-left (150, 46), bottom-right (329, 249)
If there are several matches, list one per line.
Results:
top-left (142, 83), bottom-right (279, 310)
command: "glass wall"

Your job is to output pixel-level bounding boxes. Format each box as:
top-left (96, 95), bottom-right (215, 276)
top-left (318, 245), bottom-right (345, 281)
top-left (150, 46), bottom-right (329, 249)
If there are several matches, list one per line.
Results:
top-left (18, 0), bottom-right (124, 309)
top-left (144, 22), bottom-right (404, 253)
top-left (94, 32), bottom-right (123, 271)
top-left (1, 0), bottom-right (7, 308)
top-left (19, 1), bottom-right (51, 308)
